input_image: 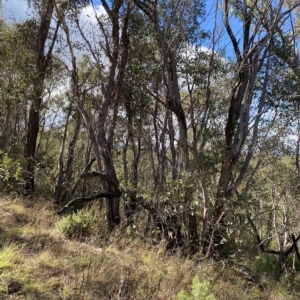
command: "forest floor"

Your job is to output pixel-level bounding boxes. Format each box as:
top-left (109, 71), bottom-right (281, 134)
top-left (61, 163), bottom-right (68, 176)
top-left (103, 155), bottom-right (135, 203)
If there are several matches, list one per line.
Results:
top-left (0, 194), bottom-right (299, 300)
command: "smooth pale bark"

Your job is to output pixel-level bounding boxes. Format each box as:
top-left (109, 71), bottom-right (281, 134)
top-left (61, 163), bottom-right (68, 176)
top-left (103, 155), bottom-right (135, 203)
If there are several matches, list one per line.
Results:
top-left (168, 111), bottom-right (177, 180)
top-left (53, 104), bottom-right (72, 204)
top-left (57, 111), bottom-right (82, 204)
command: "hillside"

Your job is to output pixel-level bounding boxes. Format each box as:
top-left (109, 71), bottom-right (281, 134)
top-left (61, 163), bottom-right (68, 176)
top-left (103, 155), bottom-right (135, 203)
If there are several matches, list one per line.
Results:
top-left (0, 195), bottom-right (298, 300)
top-left (2, 1), bottom-right (300, 296)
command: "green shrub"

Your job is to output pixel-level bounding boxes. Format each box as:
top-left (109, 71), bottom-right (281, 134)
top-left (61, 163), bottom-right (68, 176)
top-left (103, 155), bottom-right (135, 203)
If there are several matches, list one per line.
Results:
top-left (57, 210), bottom-right (96, 238)
top-left (0, 151), bottom-right (22, 191)
top-left (177, 276), bottom-right (216, 300)
top-left (252, 253), bottom-right (280, 279)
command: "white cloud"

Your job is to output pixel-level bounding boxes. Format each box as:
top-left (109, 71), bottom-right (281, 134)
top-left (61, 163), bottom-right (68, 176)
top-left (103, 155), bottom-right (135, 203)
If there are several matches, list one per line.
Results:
top-left (2, 1), bottom-right (105, 24)
top-left (2, 0), bottom-right (33, 23)
top-left (80, 4), bottom-right (106, 24)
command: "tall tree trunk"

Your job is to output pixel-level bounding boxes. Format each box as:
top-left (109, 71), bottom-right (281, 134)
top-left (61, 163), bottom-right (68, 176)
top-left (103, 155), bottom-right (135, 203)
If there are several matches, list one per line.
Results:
top-left (96, 0), bottom-right (131, 229)
top-left (23, 1), bottom-right (58, 195)
top-left (58, 0), bottom-right (131, 229)
top-left (134, 0), bottom-right (197, 253)
top-left (53, 105), bottom-right (72, 204)
top-left (123, 91), bottom-right (141, 224)
top-left (59, 111), bottom-right (82, 203)
top-left (206, 0), bottom-right (287, 253)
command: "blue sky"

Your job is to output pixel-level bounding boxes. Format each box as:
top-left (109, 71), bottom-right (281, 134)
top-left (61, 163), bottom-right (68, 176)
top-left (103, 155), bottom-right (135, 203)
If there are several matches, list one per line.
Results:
top-left (90, 0), bottom-right (239, 58)
top-left (3, 0), bottom-right (239, 58)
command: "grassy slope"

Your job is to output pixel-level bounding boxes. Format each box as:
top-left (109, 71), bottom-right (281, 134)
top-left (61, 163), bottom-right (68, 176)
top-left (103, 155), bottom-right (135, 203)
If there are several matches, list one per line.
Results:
top-left (0, 195), bottom-right (298, 300)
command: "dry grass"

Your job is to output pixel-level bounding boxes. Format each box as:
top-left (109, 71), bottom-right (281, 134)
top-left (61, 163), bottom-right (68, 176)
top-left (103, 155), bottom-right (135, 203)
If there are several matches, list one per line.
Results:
top-left (0, 195), bottom-right (299, 299)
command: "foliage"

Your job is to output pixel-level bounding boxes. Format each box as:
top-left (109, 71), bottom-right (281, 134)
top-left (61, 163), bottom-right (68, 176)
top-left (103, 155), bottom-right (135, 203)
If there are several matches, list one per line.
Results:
top-left (56, 210), bottom-right (97, 238)
top-left (0, 151), bottom-right (22, 191)
top-left (177, 276), bottom-right (216, 300)
top-left (1, 197), bottom-right (300, 299)
top-left (252, 253), bottom-right (280, 279)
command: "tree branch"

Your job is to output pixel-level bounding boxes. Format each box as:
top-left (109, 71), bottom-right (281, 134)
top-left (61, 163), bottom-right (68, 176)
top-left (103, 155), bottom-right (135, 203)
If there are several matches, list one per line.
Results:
top-left (224, 0), bottom-right (242, 62)
top-left (247, 212), bottom-right (300, 258)
top-left (292, 233), bottom-right (300, 261)
top-left (57, 189), bottom-right (156, 216)
top-left (57, 192), bottom-right (122, 215)
top-left (80, 171), bottom-right (119, 187)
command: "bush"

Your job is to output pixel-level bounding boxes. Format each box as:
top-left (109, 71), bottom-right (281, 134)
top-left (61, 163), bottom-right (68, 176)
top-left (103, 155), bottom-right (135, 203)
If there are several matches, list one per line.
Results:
top-left (176, 276), bottom-right (216, 300)
top-left (56, 210), bottom-right (96, 238)
top-left (0, 151), bottom-right (22, 191)
top-left (252, 253), bottom-right (280, 279)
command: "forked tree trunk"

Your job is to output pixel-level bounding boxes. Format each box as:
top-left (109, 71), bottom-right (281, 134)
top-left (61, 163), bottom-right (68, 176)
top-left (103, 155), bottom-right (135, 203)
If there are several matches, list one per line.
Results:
top-left (57, 0), bottom-right (131, 229)
top-left (206, 0), bottom-right (292, 254)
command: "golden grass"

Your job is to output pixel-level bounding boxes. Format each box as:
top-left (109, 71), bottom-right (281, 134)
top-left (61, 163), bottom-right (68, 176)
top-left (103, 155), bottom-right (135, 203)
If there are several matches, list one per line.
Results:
top-left (0, 196), bottom-right (299, 299)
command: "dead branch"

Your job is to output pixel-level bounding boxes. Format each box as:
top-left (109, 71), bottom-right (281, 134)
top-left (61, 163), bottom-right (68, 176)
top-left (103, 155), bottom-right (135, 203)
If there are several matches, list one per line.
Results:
top-left (57, 192), bottom-right (122, 215)
top-left (80, 171), bottom-right (119, 187)
top-left (57, 188), bottom-right (156, 216)
top-left (292, 233), bottom-right (300, 261)
top-left (247, 212), bottom-right (300, 257)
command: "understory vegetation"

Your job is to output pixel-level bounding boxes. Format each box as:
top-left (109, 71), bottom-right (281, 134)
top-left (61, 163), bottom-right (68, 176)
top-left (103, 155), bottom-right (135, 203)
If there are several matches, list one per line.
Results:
top-left (0, 195), bottom-right (299, 300)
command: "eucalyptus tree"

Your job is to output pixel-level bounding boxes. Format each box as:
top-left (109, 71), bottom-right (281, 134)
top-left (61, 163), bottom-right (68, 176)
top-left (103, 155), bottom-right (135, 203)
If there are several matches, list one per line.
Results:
top-left (133, 0), bottom-right (206, 172)
top-left (53, 54), bottom-right (105, 205)
top-left (119, 15), bottom-right (157, 221)
top-left (207, 0), bottom-right (300, 252)
top-left (56, 0), bottom-right (132, 229)
top-left (268, 3), bottom-right (300, 174)
top-left (0, 19), bottom-right (35, 152)
top-left (123, 9), bottom-right (169, 187)
top-left (23, 0), bottom-right (60, 195)
top-left (131, 0), bottom-right (209, 254)
top-left (244, 133), bottom-right (300, 274)
top-left (227, 1), bottom-right (300, 271)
